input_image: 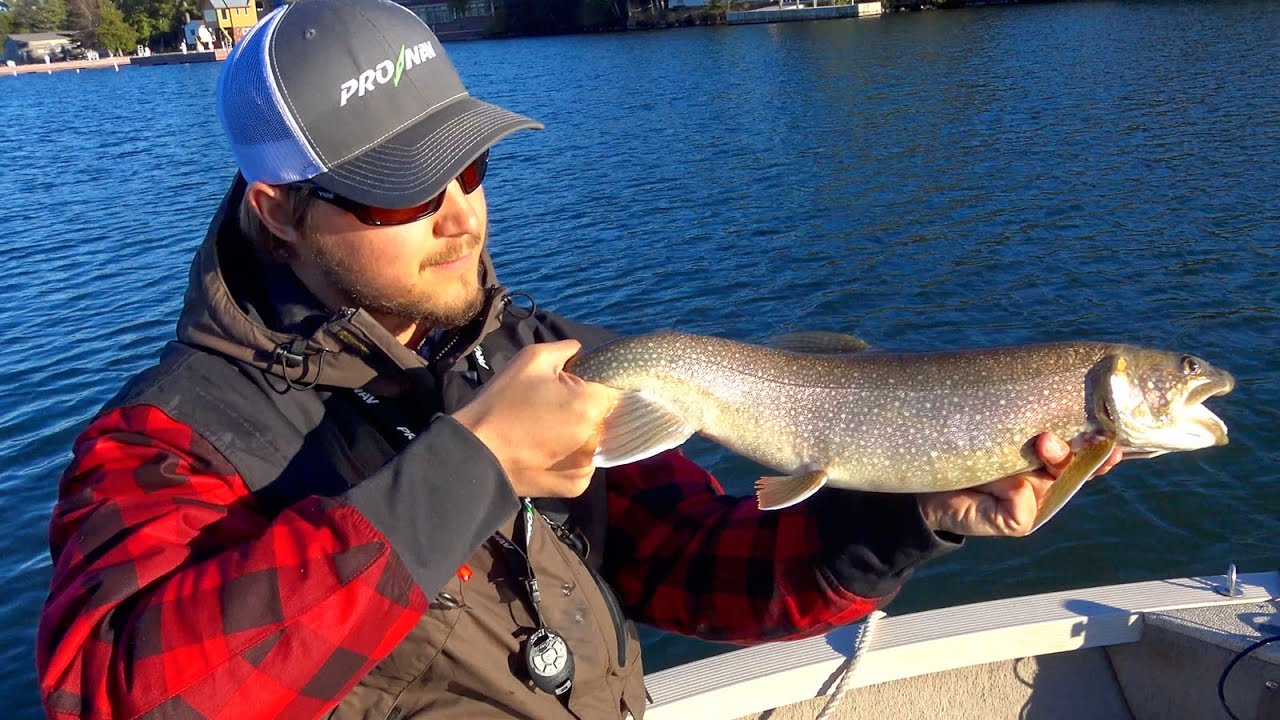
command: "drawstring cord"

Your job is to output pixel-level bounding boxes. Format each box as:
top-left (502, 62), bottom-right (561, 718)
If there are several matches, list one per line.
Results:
top-left (263, 336), bottom-right (328, 393)
top-left (260, 309), bottom-right (356, 393)
top-left (502, 290), bottom-right (537, 319)
top-left (259, 293), bottom-right (536, 394)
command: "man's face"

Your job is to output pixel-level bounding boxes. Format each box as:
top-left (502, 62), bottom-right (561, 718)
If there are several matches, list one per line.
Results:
top-left (297, 181), bottom-right (490, 331)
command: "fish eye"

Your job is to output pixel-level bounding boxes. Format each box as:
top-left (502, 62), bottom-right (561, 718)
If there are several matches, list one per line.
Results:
top-left (1181, 356), bottom-right (1202, 375)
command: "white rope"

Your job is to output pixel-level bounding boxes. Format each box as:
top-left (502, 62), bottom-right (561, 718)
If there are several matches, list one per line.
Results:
top-left (815, 610), bottom-right (887, 720)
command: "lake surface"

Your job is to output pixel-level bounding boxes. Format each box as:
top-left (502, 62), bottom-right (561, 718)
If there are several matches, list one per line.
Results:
top-left (2, 0), bottom-right (1277, 714)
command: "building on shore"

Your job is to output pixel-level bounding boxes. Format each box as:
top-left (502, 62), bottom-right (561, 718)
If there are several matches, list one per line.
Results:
top-left (199, 0), bottom-right (260, 45)
top-left (402, 0), bottom-right (496, 39)
top-left (3, 32), bottom-right (78, 65)
top-left (407, 0), bottom-right (493, 26)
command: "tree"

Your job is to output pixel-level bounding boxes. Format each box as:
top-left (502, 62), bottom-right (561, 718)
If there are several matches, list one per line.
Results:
top-left (66, 0), bottom-right (95, 36)
top-left (0, 11), bottom-right (13, 36)
top-left (93, 0), bottom-right (132, 52)
top-left (10, 0), bottom-right (68, 31)
top-left (118, 0), bottom-right (187, 48)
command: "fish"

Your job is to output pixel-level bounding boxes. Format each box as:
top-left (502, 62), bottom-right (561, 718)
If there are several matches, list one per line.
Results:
top-left (566, 331), bottom-right (1234, 532)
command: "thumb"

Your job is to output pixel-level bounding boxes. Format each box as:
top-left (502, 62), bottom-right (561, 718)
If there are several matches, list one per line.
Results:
top-left (537, 339), bottom-right (584, 371)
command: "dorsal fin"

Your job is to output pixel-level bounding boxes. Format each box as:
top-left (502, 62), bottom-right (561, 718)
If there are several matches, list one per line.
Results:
top-left (765, 331), bottom-right (871, 355)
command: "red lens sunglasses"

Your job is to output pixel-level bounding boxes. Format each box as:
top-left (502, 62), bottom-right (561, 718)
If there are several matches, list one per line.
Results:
top-left (297, 150), bottom-right (489, 227)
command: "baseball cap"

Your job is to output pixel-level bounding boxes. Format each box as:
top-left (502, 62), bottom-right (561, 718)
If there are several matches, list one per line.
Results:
top-left (216, 0), bottom-right (542, 209)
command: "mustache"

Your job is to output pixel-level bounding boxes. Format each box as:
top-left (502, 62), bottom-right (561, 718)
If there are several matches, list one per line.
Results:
top-left (421, 235), bottom-right (481, 267)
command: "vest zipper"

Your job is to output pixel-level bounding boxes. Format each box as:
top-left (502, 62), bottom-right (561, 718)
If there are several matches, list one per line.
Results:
top-left (429, 287), bottom-right (507, 369)
top-left (586, 562), bottom-right (629, 669)
top-left (544, 516), bottom-right (629, 668)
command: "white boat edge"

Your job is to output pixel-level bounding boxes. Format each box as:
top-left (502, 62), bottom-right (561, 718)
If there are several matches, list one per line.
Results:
top-left (644, 569), bottom-right (1280, 719)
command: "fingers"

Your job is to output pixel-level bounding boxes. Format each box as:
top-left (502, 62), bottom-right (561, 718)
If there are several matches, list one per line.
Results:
top-left (1035, 433), bottom-right (1072, 476)
top-left (1034, 432), bottom-right (1124, 481)
top-left (928, 433), bottom-right (1126, 538)
top-left (919, 481), bottom-right (1039, 537)
top-left (1002, 479), bottom-right (1042, 535)
top-left (980, 478), bottom-right (1040, 536)
top-left (542, 343), bottom-right (619, 421)
top-left (1096, 446), bottom-right (1124, 476)
top-left (452, 339), bottom-right (612, 500)
top-left (523, 341), bottom-right (617, 421)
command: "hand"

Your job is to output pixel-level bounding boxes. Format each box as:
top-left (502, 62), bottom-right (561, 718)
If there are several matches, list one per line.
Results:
top-left (451, 340), bottom-right (618, 499)
top-left (916, 433), bottom-right (1123, 537)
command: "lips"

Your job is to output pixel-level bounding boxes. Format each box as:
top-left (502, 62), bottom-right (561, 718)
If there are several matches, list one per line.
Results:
top-left (1185, 371), bottom-right (1235, 408)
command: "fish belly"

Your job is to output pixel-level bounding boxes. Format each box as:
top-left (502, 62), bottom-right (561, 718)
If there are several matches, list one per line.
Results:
top-left (697, 370), bottom-right (1094, 494)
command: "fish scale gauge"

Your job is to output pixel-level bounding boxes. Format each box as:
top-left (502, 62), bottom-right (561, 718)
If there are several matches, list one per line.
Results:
top-left (567, 331), bottom-right (1234, 532)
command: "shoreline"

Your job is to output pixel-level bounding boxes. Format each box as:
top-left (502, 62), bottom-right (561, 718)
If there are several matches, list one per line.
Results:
top-left (2, 48), bottom-right (229, 77)
top-left (1, 0), bottom-right (1062, 69)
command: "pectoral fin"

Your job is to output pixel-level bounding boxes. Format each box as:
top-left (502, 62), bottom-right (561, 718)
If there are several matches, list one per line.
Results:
top-left (593, 391), bottom-right (695, 467)
top-left (756, 469), bottom-right (829, 510)
top-left (1030, 436), bottom-right (1117, 532)
top-left (765, 331), bottom-right (871, 355)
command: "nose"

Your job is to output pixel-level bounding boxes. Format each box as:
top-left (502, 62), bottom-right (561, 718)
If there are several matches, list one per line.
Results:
top-left (430, 178), bottom-right (484, 239)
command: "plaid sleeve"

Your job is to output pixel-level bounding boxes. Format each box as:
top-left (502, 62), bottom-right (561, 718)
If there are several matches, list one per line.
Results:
top-left (602, 451), bottom-right (958, 644)
top-left (37, 405), bottom-right (427, 720)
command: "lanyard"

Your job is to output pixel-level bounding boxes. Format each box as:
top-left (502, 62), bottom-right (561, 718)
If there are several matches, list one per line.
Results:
top-left (490, 498), bottom-right (551, 628)
top-left (493, 498), bottom-right (576, 696)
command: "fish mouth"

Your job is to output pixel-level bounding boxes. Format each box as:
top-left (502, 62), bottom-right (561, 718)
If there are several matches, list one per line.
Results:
top-left (1170, 371), bottom-right (1234, 448)
top-left (1111, 366), bottom-right (1234, 453)
top-left (1185, 370), bottom-right (1235, 408)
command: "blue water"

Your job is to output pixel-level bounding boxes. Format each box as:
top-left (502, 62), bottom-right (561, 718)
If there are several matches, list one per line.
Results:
top-left (2, 1), bottom-right (1278, 714)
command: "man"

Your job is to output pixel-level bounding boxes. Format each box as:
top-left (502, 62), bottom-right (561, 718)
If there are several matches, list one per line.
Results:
top-left (36, 1), bottom-right (1119, 718)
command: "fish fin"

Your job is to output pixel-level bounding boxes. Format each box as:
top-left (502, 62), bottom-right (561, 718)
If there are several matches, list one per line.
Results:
top-left (756, 469), bottom-right (829, 510)
top-left (593, 391), bottom-right (695, 468)
top-left (765, 331), bottom-right (871, 355)
top-left (1029, 436), bottom-right (1117, 533)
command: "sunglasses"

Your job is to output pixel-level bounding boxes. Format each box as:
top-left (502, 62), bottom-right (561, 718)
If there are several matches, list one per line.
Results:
top-left (297, 150), bottom-right (489, 227)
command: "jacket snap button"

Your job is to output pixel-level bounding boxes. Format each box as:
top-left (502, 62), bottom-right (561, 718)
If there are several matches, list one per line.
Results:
top-left (561, 582), bottom-right (574, 596)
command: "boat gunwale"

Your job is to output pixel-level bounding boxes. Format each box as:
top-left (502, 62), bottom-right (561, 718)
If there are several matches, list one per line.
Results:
top-left (644, 570), bottom-right (1280, 719)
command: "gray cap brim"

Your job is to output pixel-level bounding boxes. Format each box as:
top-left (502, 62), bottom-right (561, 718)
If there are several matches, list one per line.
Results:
top-left (312, 96), bottom-right (543, 210)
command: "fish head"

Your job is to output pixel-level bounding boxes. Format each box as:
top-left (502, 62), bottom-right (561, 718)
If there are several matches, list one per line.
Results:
top-left (1094, 348), bottom-right (1234, 454)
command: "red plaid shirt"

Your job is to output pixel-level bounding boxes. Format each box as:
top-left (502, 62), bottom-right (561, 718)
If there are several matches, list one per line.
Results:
top-left (39, 404), bottom-right (914, 719)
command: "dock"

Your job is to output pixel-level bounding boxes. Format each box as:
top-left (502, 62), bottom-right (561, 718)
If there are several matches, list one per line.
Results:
top-left (3, 48), bottom-right (229, 77)
top-left (132, 49), bottom-right (230, 67)
top-left (726, 1), bottom-right (882, 24)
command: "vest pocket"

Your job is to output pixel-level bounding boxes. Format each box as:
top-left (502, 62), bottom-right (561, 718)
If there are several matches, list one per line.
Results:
top-left (327, 577), bottom-right (465, 720)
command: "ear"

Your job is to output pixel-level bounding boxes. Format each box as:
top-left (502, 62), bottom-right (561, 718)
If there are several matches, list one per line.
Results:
top-left (245, 181), bottom-right (305, 250)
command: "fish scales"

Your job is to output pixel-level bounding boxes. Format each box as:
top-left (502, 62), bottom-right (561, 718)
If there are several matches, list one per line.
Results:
top-left (572, 333), bottom-right (1124, 493)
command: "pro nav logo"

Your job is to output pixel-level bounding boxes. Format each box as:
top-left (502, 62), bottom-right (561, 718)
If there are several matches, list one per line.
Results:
top-left (339, 41), bottom-right (436, 107)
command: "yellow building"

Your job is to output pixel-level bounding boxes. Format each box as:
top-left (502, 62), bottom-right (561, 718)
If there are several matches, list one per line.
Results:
top-left (200, 0), bottom-right (259, 44)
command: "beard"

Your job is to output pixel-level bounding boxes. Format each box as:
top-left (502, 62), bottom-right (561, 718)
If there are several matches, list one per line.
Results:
top-left (307, 234), bottom-right (487, 331)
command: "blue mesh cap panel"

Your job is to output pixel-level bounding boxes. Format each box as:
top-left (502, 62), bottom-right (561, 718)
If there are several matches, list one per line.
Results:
top-left (215, 6), bottom-right (325, 185)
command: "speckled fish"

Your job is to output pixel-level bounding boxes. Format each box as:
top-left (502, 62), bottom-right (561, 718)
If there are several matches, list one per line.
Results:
top-left (566, 331), bottom-right (1233, 532)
